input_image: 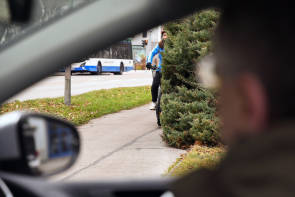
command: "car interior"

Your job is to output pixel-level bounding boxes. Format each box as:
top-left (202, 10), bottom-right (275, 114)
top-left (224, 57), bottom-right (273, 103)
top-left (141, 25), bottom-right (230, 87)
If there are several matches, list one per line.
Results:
top-left (0, 0), bottom-right (228, 196)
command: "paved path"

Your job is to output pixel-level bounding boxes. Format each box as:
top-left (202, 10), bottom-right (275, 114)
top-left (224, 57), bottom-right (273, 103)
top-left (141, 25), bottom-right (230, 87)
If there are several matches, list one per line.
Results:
top-left (9, 70), bottom-right (152, 102)
top-left (53, 104), bottom-right (186, 181)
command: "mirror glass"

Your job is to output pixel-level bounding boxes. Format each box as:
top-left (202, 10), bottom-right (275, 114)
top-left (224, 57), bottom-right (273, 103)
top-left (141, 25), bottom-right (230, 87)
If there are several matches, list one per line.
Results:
top-left (21, 116), bottom-right (79, 176)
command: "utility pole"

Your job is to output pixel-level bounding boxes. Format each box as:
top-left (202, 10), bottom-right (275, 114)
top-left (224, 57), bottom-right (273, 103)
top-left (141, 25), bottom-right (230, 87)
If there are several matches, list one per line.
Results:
top-left (64, 65), bottom-right (71, 106)
top-left (64, 1), bottom-right (74, 106)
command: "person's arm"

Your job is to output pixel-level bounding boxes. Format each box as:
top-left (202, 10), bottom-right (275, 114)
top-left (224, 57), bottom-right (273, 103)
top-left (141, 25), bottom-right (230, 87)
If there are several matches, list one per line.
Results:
top-left (170, 169), bottom-right (224, 197)
top-left (147, 45), bottom-right (160, 64)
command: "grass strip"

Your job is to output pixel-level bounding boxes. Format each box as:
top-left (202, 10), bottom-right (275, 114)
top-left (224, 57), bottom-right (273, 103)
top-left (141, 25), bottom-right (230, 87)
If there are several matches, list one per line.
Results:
top-left (0, 86), bottom-right (151, 126)
top-left (166, 145), bottom-right (226, 177)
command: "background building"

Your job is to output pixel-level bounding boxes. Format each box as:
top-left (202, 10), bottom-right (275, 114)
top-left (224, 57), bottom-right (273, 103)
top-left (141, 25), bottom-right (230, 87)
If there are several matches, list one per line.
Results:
top-left (131, 26), bottom-right (162, 69)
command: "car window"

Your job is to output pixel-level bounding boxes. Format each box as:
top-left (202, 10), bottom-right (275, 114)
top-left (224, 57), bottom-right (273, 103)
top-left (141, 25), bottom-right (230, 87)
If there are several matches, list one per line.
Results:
top-left (0, 0), bottom-right (219, 183)
top-left (0, 0), bottom-right (181, 182)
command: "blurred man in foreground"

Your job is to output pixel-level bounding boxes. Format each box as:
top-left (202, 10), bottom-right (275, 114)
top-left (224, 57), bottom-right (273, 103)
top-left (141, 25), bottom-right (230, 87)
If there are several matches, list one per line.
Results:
top-left (172, 1), bottom-right (295, 196)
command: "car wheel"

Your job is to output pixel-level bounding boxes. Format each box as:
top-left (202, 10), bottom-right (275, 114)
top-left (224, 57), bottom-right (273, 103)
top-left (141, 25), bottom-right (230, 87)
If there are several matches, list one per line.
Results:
top-left (94, 62), bottom-right (102, 75)
top-left (156, 86), bottom-right (162, 126)
top-left (115, 63), bottom-right (124, 75)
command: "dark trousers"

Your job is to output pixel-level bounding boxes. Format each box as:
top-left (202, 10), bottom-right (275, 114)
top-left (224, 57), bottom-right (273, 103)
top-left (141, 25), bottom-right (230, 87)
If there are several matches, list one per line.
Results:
top-left (151, 71), bottom-right (162, 102)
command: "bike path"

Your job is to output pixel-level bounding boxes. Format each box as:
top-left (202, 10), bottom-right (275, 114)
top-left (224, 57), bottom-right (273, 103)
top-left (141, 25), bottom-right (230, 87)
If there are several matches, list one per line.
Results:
top-left (53, 104), bottom-right (185, 181)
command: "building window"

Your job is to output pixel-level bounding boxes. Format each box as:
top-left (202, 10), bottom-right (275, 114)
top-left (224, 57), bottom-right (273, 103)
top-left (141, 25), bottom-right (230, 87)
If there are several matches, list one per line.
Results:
top-left (142, 31), bottom-right (147, 38)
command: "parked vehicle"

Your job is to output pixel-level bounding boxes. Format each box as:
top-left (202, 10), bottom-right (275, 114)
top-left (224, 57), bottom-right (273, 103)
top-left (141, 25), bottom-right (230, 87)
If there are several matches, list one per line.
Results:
top-left (71, 40), bottom-right (134, 75)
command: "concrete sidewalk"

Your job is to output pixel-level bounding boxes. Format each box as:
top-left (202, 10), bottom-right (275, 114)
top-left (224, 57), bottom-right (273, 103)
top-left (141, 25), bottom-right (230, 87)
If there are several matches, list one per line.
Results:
top-left (53, 104), bottom-right (186, 181)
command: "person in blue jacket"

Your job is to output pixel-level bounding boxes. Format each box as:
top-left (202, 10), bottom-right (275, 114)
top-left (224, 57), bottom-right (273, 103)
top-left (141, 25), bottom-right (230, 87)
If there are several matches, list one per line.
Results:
top-left (146, 31), bottom-right (168, 110)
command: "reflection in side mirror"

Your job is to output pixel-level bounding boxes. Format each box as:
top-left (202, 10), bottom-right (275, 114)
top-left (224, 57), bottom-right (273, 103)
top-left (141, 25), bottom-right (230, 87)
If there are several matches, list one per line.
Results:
top-left (0, 112), bottom-right (80, 176)
top-left (21, 116), bottom-right (80, 176)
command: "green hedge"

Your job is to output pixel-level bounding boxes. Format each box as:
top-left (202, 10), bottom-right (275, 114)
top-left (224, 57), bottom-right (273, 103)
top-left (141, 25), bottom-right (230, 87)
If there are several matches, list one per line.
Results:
top-left (161, 10), bottom-right (220, 148)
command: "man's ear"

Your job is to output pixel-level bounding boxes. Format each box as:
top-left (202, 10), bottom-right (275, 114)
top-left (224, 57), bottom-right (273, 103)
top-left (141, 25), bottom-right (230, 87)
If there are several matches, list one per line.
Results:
top-left (237, 73), bottom-right (269, 132)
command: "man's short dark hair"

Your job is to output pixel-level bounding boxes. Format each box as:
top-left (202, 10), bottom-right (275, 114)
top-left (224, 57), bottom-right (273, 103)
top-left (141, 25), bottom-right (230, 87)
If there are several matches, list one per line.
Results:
top-left (161, 31), bottom-right (167, 38)
top-left (215, 0), bottom-right (295, 122)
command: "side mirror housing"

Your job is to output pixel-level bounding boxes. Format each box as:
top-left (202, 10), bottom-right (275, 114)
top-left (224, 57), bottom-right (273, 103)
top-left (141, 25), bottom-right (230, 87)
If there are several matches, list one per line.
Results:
top-left (0, 111), bottom-right (80, 176)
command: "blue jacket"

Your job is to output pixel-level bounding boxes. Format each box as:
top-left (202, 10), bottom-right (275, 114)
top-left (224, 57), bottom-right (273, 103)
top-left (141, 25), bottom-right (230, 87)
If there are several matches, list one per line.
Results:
top-left (147, 44), bottom-right (164, 72)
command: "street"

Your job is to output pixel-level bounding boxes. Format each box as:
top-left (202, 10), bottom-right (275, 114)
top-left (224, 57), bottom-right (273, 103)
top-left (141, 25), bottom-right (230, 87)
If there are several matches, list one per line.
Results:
top-left (52, 104), bottom-right (186, 181)
top-left (8, 70), bottom-right (152, 102)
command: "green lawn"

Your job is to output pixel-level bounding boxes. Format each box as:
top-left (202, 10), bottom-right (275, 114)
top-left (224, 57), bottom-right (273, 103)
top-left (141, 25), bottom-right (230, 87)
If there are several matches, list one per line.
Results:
top-left (0, 86), bottom-right (151, 126)
top-left (166, 145), bottom-right (226, 177)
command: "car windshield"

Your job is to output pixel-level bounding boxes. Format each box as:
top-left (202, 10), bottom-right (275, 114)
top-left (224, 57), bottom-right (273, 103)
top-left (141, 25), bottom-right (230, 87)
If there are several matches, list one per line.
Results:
top-left (0, 0), bottom-right (220, 183)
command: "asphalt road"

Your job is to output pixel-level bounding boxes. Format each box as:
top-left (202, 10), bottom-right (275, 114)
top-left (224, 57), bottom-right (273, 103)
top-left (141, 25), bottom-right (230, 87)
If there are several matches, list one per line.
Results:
top-left (52, 104), bottom-right (186, 181)
top-left (8, 70), bottom-right (152, 102)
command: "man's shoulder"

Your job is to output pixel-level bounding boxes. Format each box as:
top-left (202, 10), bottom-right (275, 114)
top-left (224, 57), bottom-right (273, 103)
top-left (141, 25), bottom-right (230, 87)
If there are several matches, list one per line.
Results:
top-left (171, 168), bottom-right (225, 197)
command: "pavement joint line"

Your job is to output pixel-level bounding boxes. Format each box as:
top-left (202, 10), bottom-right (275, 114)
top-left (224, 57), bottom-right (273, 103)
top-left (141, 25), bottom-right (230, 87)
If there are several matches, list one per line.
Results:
top-left (61, 127), bottom-right (160, 181)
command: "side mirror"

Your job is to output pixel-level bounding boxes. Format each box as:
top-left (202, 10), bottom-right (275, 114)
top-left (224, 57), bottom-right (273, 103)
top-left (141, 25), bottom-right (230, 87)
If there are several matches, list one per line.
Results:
top-left (0, 0), bottom-right (32, 24)
top-left (0, 111), bottom-right (80, 176)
